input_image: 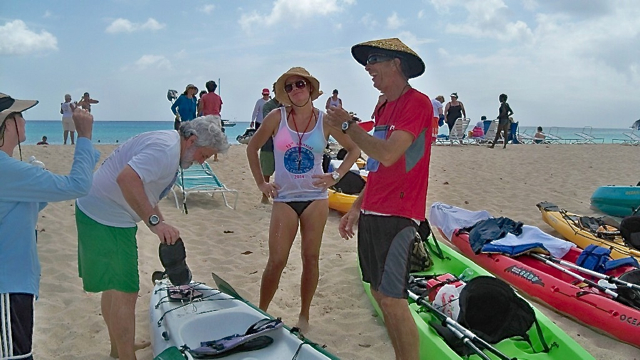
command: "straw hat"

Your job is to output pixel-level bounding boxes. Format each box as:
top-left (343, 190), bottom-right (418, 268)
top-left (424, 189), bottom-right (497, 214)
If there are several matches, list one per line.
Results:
top-left (351, 37), bottom-right (425, 79)
top-left (185, 84), bottom-right (198, 93)
top-left (0, 93), bottom-right (38, 123)
top-left (275, 67), bottom-right (322, 106)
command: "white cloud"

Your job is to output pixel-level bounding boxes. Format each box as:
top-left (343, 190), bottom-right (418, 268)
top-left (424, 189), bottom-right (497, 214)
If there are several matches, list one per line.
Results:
top-left (430, 0), bottom-right (457, 13)
top-left (200, 4), bottom-right (215, 14)
top-left (444, 0), bottom-right (534, 42)
top-left (360, 13), bottom-right (378, 29)
top-left (418, 10), bottom-right (425, 19)
top-left (239, 0), bottom-right (354, 32)
top-left (0, 20), bottom-right (57, 55)
top-left (134, 55), bottom-right (172, 70)
top-left (105, 18), bottom-right (165, 34)
top-left (43, 11), bottom-right (52, 18)
top-left (386, 12), bottom-right (404, 29)
top-left (522, 0), bottom-right (538, 11)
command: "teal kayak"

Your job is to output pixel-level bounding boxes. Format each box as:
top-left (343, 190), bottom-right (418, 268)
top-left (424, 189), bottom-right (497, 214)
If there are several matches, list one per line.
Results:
top-left (591, 185), bottom-right (640, 217)
top-left (362, 236), bottom-right (594, 360)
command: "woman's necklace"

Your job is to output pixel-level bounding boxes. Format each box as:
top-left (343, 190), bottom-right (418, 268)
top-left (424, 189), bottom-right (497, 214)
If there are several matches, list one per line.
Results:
top-left (289, 108), bottom-right (316, 171)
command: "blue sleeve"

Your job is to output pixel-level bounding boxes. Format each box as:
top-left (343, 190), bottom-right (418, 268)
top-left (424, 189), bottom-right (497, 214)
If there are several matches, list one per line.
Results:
top-left (171, 95), bottom-right (182, 115)
top-left (0, 138), bottom-right (100, 203)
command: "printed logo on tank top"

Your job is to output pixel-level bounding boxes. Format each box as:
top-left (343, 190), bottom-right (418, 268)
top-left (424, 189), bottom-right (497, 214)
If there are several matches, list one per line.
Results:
top-left (283, 145), bottom-right (315, 174)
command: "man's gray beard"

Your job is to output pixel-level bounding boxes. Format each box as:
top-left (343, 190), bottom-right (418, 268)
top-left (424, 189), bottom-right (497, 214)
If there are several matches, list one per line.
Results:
top-left (180, 146), bottom-right (197, 169)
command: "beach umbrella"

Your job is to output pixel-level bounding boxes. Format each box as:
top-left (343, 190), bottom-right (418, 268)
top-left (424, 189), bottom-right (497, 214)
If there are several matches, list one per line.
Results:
top-left (632, 119), bottom-right (640, 130)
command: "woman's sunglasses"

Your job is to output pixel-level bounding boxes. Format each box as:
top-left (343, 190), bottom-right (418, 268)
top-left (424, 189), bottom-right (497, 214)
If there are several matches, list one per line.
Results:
top-left (284, 80), bottom-right (307, 93)
top-left (367, 54), bottom-right (394, 65)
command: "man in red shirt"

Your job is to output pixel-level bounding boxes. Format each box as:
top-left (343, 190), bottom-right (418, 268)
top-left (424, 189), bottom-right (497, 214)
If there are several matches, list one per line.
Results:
top-left (199, 80), bottom-right (223, 160)
top-left (326, 37), bottom-right (432, 360)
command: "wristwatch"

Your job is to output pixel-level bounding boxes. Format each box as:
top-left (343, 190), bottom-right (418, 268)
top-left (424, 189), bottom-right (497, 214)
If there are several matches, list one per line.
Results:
top-left (341, 119), bottom-right (357, 134)
top-left (331, 171), bottom-right (341, 181)
top-left (148, 214), bottom-right (160, 226)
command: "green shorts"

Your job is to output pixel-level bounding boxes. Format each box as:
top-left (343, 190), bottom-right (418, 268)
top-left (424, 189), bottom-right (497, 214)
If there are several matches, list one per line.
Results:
top-left (260, 150), bottom-right (275, 176)
top-left (76, 207), bottom-right (139, 293)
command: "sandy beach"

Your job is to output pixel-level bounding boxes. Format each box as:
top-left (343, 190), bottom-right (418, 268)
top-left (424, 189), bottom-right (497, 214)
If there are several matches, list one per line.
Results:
top-left (21, 142), bottom-right (640, 360)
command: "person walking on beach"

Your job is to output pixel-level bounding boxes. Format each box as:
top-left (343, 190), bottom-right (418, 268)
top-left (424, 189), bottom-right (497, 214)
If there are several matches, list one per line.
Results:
top-left (431, 95), bottom-right (444, 143)
top-left (325, 89), bottom-right (342, 110)
top-left (61, 94), bottom-right (77, 144)
top-left (326, 38), bottom-right (433, 360)
top-left (246, 67), bottom-right (360, 332)
top-left (199, 80), bottom-right (224, 160)
top-left (489, 93), bottom-right (514, 149)
top-left (171, 84), bottom-right (198, 130)
top-left (257, 83), bottom-right (280, 204)
top-left (251, 88), bottom-right (271, 129)
top-left (75, 116), bottom-right (228, 360)
top-left (444, 92), bottom-right (466, 133)
top-left (1, 93), bottom-right (99, 360)
top-left (77, 92), bottom-right (99, 113)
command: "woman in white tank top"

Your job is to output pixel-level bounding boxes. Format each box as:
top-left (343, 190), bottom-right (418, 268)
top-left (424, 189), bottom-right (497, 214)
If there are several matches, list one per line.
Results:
top-left (325, 89), bottom-right (342, 110)
top-left (246, 67), bottom-right (360, 332)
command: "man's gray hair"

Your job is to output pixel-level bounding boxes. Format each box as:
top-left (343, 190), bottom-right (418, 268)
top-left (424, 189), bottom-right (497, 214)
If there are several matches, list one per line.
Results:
top-left (179, 115), bottom-right (230, 154)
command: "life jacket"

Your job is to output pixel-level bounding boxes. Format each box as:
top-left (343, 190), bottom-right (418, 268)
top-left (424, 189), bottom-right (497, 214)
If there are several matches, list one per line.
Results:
top-left (576, 244), bottom-right (639, 273)
top-left (621, 216), bottom-right (640, 251)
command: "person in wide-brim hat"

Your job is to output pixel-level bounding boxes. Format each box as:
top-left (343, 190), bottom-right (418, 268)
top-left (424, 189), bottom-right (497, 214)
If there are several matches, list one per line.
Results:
top-left (351, 37), bottom-right (425, 79)
top-left (274, 67), bottom-right (323, 106)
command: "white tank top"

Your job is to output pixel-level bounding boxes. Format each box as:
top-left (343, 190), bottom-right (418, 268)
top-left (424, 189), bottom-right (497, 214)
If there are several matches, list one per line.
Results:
top-left (329, 97), bottom-right (341, 108)
top-left (61, 102), bottom-right (73, 117)
top-left (273, 107), bottom-right (328, 202)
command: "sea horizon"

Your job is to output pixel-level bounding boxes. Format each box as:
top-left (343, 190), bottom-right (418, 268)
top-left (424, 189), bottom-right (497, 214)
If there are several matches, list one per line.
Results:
top-left (24, 119), bottom-right (635, 145)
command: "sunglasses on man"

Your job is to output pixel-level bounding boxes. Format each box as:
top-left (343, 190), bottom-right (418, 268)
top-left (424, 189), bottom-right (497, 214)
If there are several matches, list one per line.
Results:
top-left (366, 54), bottom-right (395, 65)
top-left (284, 80), bottom-right (307, 93)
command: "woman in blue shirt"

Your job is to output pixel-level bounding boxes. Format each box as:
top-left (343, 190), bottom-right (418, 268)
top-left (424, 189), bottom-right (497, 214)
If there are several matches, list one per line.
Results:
top-left (171, 84), bottom-right (198, 130)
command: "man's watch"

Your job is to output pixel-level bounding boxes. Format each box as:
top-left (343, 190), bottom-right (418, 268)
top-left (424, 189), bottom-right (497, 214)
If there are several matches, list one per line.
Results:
top-left (341, 118), bottom-right (357, 134)
top-left (148, 214), bottom-right (160, 226)
top-left (331, 171), bottom-right (341, 181)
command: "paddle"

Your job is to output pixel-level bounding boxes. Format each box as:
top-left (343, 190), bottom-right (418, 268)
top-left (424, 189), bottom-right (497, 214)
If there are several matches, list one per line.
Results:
top-left (212, 271), bottom-right (246, 301)
top-left (530, 253), bottom-right (640, 310)
top-left (407, 288), bottom-right (515, 360)
top-left (537, 254), bottom-right (640, 292)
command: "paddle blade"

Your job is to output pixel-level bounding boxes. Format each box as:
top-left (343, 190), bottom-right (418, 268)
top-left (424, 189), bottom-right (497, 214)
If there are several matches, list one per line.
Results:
top-left (167, 89), bottom-right (178, 102)
top-left (358, 121), bottom-right (374, 132)
top-left (212, 272), bottom-right (245, 301)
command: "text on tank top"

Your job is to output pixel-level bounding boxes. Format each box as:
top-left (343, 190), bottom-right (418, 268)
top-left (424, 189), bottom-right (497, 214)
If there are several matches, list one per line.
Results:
top-left (272, 107), bottom-right (328, 202)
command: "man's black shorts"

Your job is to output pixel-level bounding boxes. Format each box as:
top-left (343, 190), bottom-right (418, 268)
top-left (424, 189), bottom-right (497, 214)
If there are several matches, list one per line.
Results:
top-left (358, 213), bottom-right (418, 299)
top-left (0, 293), bottom-right (34, 360)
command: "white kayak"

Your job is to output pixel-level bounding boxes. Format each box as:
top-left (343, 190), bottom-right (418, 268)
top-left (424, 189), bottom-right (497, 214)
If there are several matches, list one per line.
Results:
top-left (150, 274), bottom-right (338, 360)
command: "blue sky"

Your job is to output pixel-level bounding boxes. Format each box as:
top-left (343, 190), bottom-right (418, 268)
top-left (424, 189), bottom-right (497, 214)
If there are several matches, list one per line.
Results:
top-left (1, 0), bottom-right (639, 128)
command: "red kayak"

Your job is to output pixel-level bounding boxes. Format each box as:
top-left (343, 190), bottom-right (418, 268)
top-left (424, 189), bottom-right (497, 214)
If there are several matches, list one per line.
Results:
top-left (442, 228), bottom-right (640, 348)
top-left (357, 120), bottom-right (374, 132)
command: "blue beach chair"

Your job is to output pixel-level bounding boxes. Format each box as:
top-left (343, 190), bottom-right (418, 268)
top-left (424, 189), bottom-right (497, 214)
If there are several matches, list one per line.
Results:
top-left (171, 162), bottom-right (238, 212)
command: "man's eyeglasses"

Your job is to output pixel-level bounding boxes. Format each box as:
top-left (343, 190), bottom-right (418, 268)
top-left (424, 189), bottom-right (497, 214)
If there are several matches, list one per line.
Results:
top-left (284, 80), bottom-right (307, 93)
top-left (366, 54), bottom-right (394, 65)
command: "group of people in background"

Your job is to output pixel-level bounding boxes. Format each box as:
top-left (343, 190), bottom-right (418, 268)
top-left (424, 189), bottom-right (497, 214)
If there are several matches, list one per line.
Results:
top-left (60, 92), bottom-right (98, 145)
top-left (5, 36), bottom-right (435, 360)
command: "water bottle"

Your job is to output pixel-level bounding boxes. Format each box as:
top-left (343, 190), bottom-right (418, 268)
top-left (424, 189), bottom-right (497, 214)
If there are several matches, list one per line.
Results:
top-left (459, 268), bottom-right (475, 282)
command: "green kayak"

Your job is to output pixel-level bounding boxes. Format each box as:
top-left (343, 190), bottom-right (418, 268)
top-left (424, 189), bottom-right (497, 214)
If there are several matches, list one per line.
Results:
top-left (362, 236), bottom-right (594, 360)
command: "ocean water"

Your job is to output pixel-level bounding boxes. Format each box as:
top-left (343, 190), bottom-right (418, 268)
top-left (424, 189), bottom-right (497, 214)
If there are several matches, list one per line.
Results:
top-left (24, 120), bottom-right (252, 145)
top-left (24, 120), bottom-right (633, 145)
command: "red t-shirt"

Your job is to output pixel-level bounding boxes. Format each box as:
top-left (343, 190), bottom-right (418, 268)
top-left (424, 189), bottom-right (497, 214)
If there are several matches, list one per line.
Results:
top-left (362, 88), bottom-right (433, 220)
top-left (201, 92), bottom-right (222, 116)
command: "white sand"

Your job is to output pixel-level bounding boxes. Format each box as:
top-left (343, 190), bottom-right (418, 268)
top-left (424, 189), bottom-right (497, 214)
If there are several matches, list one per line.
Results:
top-left (20, 142), bottom-right (640, 359)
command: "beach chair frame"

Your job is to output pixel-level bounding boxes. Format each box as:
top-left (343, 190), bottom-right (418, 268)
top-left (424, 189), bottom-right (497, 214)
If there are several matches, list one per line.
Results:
top-left (613, 131), bottom-right (640, 145)
top-left (440, 117), bottom-right (470, 145)
top-left (574, 126), bottom-right (604, 144)
top-left (171, 162), bottom-right (238, 211)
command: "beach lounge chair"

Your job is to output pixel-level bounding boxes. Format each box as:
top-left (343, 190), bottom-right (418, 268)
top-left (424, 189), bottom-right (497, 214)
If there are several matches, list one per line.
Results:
top-left (574, 126), bottom-right (604, 144)
top-left (441, 117), bottom-right (470, 145)
top-left (171, 162), bottom-right (238, 212)
top-left (613, 131), bottom-right (640, 145)
top-left (545, 127), bottom-right (580, 144)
